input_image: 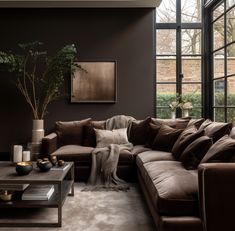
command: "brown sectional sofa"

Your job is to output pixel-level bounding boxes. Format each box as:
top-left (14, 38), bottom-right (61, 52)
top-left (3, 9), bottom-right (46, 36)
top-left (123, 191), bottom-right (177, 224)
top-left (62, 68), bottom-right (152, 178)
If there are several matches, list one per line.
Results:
top-left (41, 117), bottom-right (235, 231)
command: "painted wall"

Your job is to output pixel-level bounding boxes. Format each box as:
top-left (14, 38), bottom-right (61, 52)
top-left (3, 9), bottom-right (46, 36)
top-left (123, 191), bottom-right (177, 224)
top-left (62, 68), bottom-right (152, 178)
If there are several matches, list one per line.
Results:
top-left (0, 8), bottom-right (155, 153)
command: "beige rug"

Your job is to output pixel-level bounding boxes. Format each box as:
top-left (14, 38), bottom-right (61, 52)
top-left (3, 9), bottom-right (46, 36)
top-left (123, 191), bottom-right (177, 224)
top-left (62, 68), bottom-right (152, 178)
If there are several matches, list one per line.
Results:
top-left (0, 183), bottom-right (155, 231)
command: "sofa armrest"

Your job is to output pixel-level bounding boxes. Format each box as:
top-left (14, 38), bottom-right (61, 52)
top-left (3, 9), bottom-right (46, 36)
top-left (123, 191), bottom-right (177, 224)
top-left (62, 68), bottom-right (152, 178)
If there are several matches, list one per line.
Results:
top-left (41, 133), bottom-right (58, 157)
top-left (198, 163), bottom-right (235, 231)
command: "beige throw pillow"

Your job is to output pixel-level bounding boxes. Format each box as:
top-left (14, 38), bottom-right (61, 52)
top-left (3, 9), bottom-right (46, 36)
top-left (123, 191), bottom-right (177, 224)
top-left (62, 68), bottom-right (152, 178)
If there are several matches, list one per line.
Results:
top-left (95, 128), bottom-right (128, 148)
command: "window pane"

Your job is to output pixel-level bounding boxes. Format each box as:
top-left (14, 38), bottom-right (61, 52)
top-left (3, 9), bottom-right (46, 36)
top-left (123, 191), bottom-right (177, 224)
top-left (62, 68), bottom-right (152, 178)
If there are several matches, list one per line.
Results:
top-left (182, 29), bottom-right (201, 55)
top-left (227, 77), bottom-right (235, 106)
top-left (226, 8), bottom-right (235, 44)
top-left (182, 84), bottom-right (201, 106)
top-left (227, 43), bottom-right (235, 75)
top-left (213, 49), bottom-right (225, 78)
top-left (156, 108), bottom-right (172, 119)
top-left (214, 108), bottom-right (225, 121)
top-left (157, 30), bottom-right (176, 55)
top-left (213, 16), bottom-right (224, 50)
top-left (182, 56), bottom-right (201, 82)
top-left (190, 108), bottom-right (202, 118)
top-left (214, 79), bottom-right (225, 106)
top-left (227, 108), bottom-right (235, 122)
top-left (181, 0), bottom-right (201, 23)
top-left (156, 0), bottom-right (176, 23)
top-left (226, 0), bottom-right (235, 9)
top-left (156, 57), bottom-right (176, 82)
top-left (156, 84), bottom-right (176, 107)
top-left (213, 3), bottom-right (224, 20)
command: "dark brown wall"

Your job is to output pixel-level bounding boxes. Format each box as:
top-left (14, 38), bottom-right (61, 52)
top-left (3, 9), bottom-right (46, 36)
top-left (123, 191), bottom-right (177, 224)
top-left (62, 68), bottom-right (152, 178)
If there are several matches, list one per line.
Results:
top-left (0, 8), bottom-right (155, 152)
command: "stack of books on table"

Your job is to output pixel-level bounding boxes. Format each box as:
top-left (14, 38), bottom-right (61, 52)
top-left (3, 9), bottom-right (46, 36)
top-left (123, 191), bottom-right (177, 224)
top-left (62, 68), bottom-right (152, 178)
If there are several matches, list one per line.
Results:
top-left (22, 185), bottom-right (54, 201)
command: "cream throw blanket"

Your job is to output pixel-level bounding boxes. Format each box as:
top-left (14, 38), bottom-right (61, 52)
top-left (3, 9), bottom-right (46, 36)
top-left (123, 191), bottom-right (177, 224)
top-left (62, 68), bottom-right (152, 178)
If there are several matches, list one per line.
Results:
top-left (83, 115), bottom-right (135, 191)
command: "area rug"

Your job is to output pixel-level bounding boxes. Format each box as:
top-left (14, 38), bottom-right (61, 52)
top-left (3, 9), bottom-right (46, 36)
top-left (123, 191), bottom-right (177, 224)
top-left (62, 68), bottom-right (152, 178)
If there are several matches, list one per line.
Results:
top-left (0, 183), bottom-right (155, 231)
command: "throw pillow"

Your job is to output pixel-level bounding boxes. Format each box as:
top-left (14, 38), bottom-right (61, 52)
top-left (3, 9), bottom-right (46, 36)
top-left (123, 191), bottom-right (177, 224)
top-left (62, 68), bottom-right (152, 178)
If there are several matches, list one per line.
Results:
top-left (95, 128), bottom-right (129, 148)
top-left (180, 136), bottom-right (213, 170)
top-left (230, 127), bottom-right (235, 139)
top-left (145, 122), bottom-right (161, 148)
top-left (187, 118), bottom-right (205, 129)
top-left (172, 125), bottom-right (204, 160)
top-left (55, 118), bottom-right (91, 145)
top-left (201, 135), bottom-right (235, 163)
top-left (83, 120), bottom-right (106, 147)
top-left (198, 119), bottom-right (212, 131)
top-left (151, 117), bottom-right (191, 129)
top-left (204, 122), bottom-right (233, 142)
top-left (152, 124), bottom-right (183, 152)
top-left (128, 117), bottom-right (152, 145)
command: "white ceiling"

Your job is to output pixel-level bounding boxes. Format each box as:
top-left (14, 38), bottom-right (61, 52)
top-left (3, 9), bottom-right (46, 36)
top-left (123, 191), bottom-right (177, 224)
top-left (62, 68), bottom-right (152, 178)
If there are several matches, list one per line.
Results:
top-left (0, 0), bottom-right (162, 8)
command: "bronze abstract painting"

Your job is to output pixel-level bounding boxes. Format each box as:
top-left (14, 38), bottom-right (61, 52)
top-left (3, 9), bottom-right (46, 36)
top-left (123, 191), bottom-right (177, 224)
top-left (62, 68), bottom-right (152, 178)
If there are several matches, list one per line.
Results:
top-left (71, 61), bottom-right (116, 103)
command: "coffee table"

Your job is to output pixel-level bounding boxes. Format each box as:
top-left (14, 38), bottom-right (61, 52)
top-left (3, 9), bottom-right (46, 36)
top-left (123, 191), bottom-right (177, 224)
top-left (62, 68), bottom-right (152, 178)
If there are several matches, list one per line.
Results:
top-left (0, 161), bottom-right (74, 227)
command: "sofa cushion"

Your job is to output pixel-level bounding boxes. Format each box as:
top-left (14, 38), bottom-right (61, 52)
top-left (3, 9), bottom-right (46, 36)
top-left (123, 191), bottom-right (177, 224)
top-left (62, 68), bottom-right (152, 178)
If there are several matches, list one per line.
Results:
top-left (198, 119), bottom-right (212, 130)
top-left (83, 120), bottom-right (105, 147)
top-left (201, 135), bottom-right (235, 163)
top-left (230, 127), bottom-right (235, 139)
top-left (55, 118), bottom-right (91, 145)
top-left (152, 124), bottom-right (183, 152)
top-left (172, 126), bottom-right (204, 160)
top-left (138, 161), bottom-right (198, 216)
top-left (180, 136), bottom-right (213, 170)
top-left (51, 145), bottom-right (135, 165)
top-left (95, 128), bottom-right (128, 148)
top-left (136, 150), bottom-right (174, 166)
top-left (145, 122), bottom-right (161, 148)
top-left (204, 122), bottom-right (233, 142)
top-left (151, 117), bottom-right (191, 129)
top-left (129, 117), bottom-right (152, 145)
top-left (187, 118), bottom-right (205, 129)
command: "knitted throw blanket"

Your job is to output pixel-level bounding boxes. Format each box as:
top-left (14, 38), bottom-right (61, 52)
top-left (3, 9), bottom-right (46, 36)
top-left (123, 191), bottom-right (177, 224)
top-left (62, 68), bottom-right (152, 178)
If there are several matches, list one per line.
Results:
top-left (83, 115), bottom-right (135, 191)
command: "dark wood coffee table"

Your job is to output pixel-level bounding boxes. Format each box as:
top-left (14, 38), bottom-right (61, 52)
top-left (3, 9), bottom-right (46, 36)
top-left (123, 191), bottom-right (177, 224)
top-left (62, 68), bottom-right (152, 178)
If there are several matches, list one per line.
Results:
top-left (0, 161), bottom-right (74, 227)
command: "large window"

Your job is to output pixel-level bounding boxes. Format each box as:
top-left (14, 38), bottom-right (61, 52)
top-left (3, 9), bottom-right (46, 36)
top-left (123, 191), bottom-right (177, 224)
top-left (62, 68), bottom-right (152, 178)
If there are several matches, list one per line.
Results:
top-left (156, 0), bottom-right (203, 118)
top-left (212, 0), bottom-right (235, 122)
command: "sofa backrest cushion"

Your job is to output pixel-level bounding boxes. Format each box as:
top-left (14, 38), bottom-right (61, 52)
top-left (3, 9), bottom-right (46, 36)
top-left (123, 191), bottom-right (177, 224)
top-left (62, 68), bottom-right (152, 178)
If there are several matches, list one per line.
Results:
top-left (151, 117), bottom-right (191, 129)
top-left (152, 124), bottom-right (183, 152)
top-left (230, 127), bottom-right (235, 139)
top-left (145, 122), bottom-right (161, 148)
top-left (55, 118), bottom-right (91, 145)
top-left (83, 120), bottom-right (106, 147)
top-left (172, 125), bottom-right (204, 160)
top-left (201, 135), bottom-right (235, 163)
top-left (187, 118), bottom-right (205, 129)
top-left (95, 128), bottom-right (128, 148)
top-left (128, 117), bottom-right (152, 145)
top-left (203, 122), bottom-right (233, 142)
top-left (180, 136), bottom-right (213, 170)
top-left (198, 119), bottom-right (213, 130)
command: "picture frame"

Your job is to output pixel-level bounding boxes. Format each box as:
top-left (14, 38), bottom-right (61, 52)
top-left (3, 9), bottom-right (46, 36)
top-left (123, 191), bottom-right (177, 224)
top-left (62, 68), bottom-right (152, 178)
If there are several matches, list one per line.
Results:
top-left (71, 60), bottom-right (117, 103)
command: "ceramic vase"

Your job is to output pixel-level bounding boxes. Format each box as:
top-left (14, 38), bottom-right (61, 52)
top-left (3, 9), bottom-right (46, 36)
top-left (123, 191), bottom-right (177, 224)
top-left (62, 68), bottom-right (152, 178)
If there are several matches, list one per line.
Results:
top-left (182, 109), bottom-right (189, 117)
top-left (171, 111), bottom-right (176, 119)
top-left (32, 119), bottom-right (44, 144)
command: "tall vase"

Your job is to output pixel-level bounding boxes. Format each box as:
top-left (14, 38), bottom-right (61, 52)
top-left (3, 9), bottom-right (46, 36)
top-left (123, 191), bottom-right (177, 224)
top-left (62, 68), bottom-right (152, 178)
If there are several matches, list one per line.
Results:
top-left (171, 111), bottom-right (176, 119)
top-left (182, 109), bottom-right (189, 117)
top-left (32, 120), bottom-right (44, 144)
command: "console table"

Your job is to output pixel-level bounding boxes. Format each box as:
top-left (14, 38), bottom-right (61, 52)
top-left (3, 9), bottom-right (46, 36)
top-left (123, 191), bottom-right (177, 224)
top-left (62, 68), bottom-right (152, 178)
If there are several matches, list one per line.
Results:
top-left (0, 161), bottom-right (74, 227)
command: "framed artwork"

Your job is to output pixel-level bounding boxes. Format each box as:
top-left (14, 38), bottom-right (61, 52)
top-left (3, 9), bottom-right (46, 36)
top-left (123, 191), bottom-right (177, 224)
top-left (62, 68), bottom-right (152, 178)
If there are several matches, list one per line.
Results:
top-left (71, 60), bottom-right (117, 103)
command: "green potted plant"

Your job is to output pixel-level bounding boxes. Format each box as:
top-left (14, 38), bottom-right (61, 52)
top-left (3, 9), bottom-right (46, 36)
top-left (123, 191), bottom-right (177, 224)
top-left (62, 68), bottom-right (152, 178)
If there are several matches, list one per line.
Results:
top-left (0, 41), bottom-right (80, 144)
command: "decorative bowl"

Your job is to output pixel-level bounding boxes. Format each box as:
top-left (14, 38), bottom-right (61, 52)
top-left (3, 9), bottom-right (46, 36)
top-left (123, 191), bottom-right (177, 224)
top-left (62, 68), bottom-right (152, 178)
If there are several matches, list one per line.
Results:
top-left (0, 191), bottom-right (13, 201)
top-left (16, 162), bottom-right (33, 176)
top-left (38, 160), bottom-right (52, 172)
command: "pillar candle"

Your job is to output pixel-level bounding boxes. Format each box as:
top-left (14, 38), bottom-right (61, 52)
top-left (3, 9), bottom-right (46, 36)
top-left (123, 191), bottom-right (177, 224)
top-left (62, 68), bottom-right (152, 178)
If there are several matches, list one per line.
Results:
top-left (13, 145), bottom-right (23, 163)
top-left (22, 151), bottom-right (30, 162)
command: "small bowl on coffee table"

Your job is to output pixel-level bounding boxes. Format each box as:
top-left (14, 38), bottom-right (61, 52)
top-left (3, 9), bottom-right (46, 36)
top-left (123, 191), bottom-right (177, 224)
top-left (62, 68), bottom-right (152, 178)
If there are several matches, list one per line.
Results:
top-left (16, 162), bottom-right (33, 176)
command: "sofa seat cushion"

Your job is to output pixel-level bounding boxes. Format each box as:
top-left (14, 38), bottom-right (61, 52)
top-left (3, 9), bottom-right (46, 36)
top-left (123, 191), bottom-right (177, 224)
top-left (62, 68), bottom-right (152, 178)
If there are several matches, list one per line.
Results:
top-left (51, 145), bottom-right (136, 165)
top-left (138, 161), bottom-right (198, 216)
top-left (136, 150), bottom-right (174, 166)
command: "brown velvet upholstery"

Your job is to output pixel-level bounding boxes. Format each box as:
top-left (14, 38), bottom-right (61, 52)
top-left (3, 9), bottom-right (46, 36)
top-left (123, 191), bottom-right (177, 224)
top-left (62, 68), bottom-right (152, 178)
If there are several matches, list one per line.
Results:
top-left (172, 126), bottom-right (204, 160)
top-left (138, 161), bottom-right (198, 216)
top-left (201, 135), bottom-right (235, 163)
top-left (180, 136), bottom-right (213, 170)
top-left (152, 124), bottom-right (183, 152)
top-left (145, 122), bottom-right (161, 148)
top-left (187, 118), bottom-right (205, 129)
top-left (151, 117), bottom-right (191, 129)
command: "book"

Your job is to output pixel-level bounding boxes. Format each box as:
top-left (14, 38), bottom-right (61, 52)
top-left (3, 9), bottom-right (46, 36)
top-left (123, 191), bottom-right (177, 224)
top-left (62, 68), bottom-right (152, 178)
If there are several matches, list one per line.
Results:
top-left (51, 162), bottom-right (70, 171)
top-left (0, 184), bottom-right (29, 191)
top-left (22, 185), bottom-right (54, 200)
